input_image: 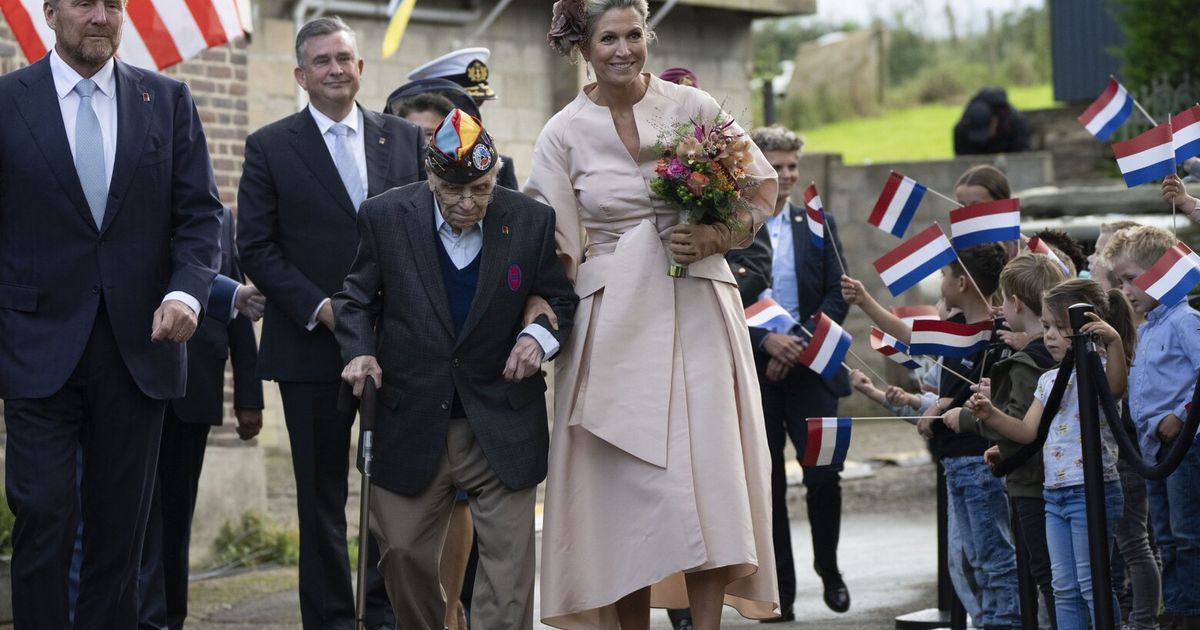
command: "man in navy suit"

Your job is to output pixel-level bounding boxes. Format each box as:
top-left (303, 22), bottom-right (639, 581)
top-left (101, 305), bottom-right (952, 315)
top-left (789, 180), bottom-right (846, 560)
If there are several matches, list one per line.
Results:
top-left (237, 16), bottom-right (425, 629)
top-left (748, 127), bottom-right (851, 623)
top-left (139, 207), bottom-right (265, 630)
top-left (0, 0), bottom-right (223, 624)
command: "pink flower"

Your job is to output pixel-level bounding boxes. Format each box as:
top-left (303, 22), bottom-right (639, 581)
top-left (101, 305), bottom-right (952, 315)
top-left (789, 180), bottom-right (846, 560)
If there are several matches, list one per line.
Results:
top-left (665, 158), bottom-right (691, 181)
top-left (686, 171), bottom-right (710, 197)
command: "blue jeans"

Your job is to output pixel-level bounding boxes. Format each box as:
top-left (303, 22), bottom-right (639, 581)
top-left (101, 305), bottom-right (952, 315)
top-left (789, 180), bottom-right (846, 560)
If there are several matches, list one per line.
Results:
top-left (1043, 481), bottom-right (1123, 630)
top-left (1147, 432), bottom-right (1200, 616)
top-left (944, 456), bottom-right (1020, 627)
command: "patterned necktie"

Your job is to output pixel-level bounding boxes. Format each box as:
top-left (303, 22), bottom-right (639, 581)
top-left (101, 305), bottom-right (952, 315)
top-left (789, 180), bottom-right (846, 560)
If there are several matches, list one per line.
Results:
top-left (328, 123), bottom-right (365, 210)
top-left (74, 79), bottom-right (107, 228)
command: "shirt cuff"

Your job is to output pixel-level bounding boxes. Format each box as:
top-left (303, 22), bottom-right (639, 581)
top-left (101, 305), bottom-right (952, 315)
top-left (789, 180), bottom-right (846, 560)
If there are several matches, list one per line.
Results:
top-left (519, 324), bottom-right (559, 360)
top-left (162, 291), bottom-right (200, 317)
top-left (228, 285), bottom-right (241, 320)
top-left (307, 298), bottom-right (330, 331)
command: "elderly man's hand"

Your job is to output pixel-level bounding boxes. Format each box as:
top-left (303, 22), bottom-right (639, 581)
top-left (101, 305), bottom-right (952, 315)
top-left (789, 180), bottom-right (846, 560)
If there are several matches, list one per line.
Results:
top-left (503, 335), bottom-right (544, 383)
top-left (234, 284), bottom-right (266, 321)
top-left (151, 299), bottom-right (198, 344)
top-left (342, 355), bottom-right (382, 397)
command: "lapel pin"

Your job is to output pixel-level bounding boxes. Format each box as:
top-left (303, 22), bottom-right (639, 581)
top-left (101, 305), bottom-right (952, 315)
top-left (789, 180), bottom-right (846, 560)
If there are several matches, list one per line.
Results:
top-left (378, 136), bottom-right (386, 145)
top-left (793, 214), bottom-right (803, 222)
top-left (143, 92), bottom-right (151, 103)
top-left (501, 225), bottom-right (510, 235)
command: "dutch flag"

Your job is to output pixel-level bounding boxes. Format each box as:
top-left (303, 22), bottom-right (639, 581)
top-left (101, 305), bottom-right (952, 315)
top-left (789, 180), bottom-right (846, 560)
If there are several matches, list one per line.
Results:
top-left (1027, 236), bottom-right (1072, 277)
top-left (893, 304), bottom-right (940, 328)
top-left (745, 297), bottom-right (798, 334)
top-left (949, 198), bottom-right (1022, 249)
top-left (870, 327), bottom-right (921, 370)
top-left (798, 313), bottom-right (853, 380)
top-left (803, 183), bottom-right (825, 250)
top-left (1113, 124), bottom-right (1177, 188)
top-left (801, 417), bottom-right (853, 467)
top-left (1077, 77), bottom-right (1134, 141)
top-left (909, 319), bottom-right (994, 358)
top-left (868, 171), bottom-right (927, 238)
top-left (1172, 104), bottom-right (1200, 165)
top-left (873, 223), bottom-right (958, 297)
top-left (1133, 242), bottom-right (1200, 308)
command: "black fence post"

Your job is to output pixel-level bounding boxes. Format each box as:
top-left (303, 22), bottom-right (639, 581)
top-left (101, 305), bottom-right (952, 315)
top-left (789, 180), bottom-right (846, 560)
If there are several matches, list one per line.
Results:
top-left (1068, 303), bottom-right (1115, 630)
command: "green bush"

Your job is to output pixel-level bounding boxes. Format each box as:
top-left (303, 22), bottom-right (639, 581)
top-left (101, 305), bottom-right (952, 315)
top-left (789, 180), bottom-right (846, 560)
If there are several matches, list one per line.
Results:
top-left (212, 511), bottom-right (298, 568)
top-left (1112, 0), bottom-right (1199, 92)
top-left (0, 491), bottom-right (13, 557)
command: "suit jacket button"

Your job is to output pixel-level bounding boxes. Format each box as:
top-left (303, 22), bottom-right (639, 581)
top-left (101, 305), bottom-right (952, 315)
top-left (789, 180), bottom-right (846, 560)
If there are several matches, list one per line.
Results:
top-left (91, 285), bottom-right (100, 294)
top-left (737, 266), bottom-right (747, 276)
top-left (441, 400), bottom-right (450, 410)
top-left (452, 358), bottom-right (460, 367)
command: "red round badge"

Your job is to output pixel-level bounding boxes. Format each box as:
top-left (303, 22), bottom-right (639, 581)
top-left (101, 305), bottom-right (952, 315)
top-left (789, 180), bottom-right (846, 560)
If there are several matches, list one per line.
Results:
top-left (507, 264), bottom-right (522, 291)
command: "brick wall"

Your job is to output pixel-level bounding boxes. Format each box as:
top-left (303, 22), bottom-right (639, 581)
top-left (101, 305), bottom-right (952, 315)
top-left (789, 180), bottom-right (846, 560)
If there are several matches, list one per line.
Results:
top-left (0, 18), bottom-right (249, 209)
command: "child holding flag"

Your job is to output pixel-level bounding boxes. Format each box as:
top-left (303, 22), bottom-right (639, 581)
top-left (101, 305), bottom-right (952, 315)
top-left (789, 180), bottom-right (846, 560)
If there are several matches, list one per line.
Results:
top-left (944, 254), bottom-right (1066, 624)
top-left (965, 279), bottom-right (1136, 630)
top-left (842, 242), bottom-right (1018, 629)
top-left (1102, 225), bottom-right (1200, 629)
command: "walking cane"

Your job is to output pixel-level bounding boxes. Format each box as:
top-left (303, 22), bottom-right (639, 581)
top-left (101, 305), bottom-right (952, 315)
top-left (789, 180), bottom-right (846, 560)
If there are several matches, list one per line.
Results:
top-left (355, 378), bottom-right (378, 630)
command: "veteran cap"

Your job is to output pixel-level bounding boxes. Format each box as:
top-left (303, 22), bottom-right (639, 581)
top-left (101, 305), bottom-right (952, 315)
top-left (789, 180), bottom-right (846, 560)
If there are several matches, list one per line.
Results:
top-left (407, 47), bottom-right (496, 102)
top-left (427, 109), bottom-right (498, 184)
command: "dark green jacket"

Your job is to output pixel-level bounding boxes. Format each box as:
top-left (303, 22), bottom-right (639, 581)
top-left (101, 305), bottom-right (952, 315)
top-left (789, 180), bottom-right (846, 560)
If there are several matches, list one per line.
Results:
top-left (958, 337), bottom-right (1057, 498)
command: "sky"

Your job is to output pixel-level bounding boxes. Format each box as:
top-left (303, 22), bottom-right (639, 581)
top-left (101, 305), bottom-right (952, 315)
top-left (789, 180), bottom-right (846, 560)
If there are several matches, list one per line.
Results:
top-left (804, 0), bottom-right (1045, 38)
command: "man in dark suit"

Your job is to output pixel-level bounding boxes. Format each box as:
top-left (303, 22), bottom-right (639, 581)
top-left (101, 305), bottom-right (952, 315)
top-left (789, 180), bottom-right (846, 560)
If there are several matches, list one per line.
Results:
top-left (235, 16), bottom-right (424, 629)
top-left (0, 0), bottom-right (222, 624)
top-left (748, 127), bottom-right (852, 623)
top-left (336, 110), bottom-right (576, 629)
top-left (139, 207), bottom-right (265, 629)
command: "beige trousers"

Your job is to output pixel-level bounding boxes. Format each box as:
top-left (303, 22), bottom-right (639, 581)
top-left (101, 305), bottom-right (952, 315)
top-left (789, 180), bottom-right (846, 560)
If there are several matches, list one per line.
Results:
top-left (369, 417), bottom-right (536, 630)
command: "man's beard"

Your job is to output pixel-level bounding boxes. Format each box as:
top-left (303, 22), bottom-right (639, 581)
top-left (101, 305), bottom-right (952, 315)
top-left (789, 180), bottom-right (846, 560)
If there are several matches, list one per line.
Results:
top-left (73, 33), bottom-right (118, 66)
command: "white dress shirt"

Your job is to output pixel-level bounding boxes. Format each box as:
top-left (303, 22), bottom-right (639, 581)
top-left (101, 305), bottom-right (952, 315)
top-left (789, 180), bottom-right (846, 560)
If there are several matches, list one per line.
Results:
top-left (306, 104), bottom-right (370, 330)
top-left (433, 200), bottom-right (560, 360)
top-left (307, 103), bottom-right (369, 201)
top-left (50, 50), bottom-right (200, 316)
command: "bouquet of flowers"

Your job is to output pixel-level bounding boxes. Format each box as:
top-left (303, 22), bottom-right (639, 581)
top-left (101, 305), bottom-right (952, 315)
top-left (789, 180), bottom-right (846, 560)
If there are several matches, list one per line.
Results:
top-left (650, 114), bottom-right (759, 277)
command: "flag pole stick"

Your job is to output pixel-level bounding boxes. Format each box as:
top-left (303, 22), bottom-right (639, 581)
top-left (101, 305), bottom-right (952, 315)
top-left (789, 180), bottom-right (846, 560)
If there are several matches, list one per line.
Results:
top-left (927, 187), bottom-right (964, 208)
top-left (1170, 114), bottom-right (1178, 239)
top-left (937, 360), bottom-right (977, 387)
top-left (846, 347), bottom-right (888, 384)
top-left (827, 226), bottom-right (848, 276)
top-left (959, 260), bottom-right (992, 307)
top-left (1132, 98), bottom-right (1157, 127)
top-left (852, 415), bottom-right (947, 421)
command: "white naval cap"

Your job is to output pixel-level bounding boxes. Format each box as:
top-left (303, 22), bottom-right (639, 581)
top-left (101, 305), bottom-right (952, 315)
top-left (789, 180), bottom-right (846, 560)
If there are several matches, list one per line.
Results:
top-left (406, 47), bottom-right (495, 101)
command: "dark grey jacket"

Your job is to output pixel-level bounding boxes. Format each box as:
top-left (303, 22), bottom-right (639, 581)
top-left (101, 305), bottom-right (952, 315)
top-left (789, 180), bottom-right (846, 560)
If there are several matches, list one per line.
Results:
top-left (334, 182), bottom-right (577, 495)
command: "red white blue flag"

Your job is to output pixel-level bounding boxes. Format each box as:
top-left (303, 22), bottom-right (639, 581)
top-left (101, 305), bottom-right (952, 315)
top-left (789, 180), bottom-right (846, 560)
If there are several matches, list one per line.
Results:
top-left (870, 327), bottom-right (921, 370)
top-left (949, 198), bottom-right (1021, 249)
top-left (803, 183), bottom-right (825, 250)
top-left (799, 313), bottom-right (853, 380)
top-left (801, 417), bottom-right (853, 467)
top-left (1113, 124), bottom-right (1177, 188)
top-left (745, 297), bottom-right (797, 334)
top-left (1027, 236), bottom-right (1071, 276)
top-left (869, 171), bottom-right (926, 238)
top-left (893, 304), bottom-right (940, 327)
top-left (1077, 78), bottom-right (1134, 141)
top-left (1134, 242), bottom-right (1200, 308)
top-left (1172, 104), bottom-right (1200, 165)
top-left (873, 223), bottom-right (958, 297)
top-left (909, 318), bottom-right (993, 358)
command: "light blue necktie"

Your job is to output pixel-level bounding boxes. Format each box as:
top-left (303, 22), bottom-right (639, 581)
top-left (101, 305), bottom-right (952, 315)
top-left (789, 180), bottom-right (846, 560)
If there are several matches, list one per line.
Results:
top-left (329, 123), bottom-right (365, 210)
top-left (74, 79), bottom-right (108, 229)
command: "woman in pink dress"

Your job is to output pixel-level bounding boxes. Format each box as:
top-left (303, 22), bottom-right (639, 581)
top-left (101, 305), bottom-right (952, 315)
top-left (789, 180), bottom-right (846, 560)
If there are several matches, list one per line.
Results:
top-left (525, 1), bottom-right (780, 627)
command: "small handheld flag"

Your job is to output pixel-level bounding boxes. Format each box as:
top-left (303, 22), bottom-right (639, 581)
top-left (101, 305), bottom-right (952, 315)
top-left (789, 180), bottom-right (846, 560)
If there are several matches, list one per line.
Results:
top-left (1133, 242), bottom-right (1200, 308)
top-left (1027, 236), bottom-right (1071, 276)
top-left (868, 171), bottom-right (926, 238)
top-left (909, 319), bottom-right (993, 358)
top-left (801, 417), bottom-right (852, 467)
top-left (745, 297), bottom-right (798, 334)
top-left (803, 184), bottom-right (825, 250)
top-left (870, 327), bottom-right (921, 370)
top-left (798, 313), bottom-right (853, 380)
top-left (1113, 124), bottom-right (1176, 188)
top-left (1077, 78), bottom-right (1134, 141)
top-left (873, 223), bottom-right (958, 297)
top-left (893, 304), bottom-right (940, 327)
top-left (1172, 104), bottom-right (1200, 165)
top-left (949, 199), bottom-right (1021, 249)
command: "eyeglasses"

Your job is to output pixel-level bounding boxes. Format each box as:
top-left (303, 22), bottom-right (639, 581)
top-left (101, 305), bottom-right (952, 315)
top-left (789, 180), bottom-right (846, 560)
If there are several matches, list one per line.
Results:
top-left (435, 186), bottom-right (494, 205)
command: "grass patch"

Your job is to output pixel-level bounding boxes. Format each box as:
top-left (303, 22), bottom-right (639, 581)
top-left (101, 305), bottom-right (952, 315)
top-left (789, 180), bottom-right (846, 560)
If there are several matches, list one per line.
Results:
top-left (799, 84), bottom-right (1060, 165)
top-left (212, 511), bottom-right (299, 568)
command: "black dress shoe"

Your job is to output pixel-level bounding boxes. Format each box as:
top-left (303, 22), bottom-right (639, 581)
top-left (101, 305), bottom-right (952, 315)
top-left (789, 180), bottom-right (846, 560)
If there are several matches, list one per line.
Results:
top-left (759, 607), bottom-right (794, 623)
top-left (822, 573), bottom-right (851, 613)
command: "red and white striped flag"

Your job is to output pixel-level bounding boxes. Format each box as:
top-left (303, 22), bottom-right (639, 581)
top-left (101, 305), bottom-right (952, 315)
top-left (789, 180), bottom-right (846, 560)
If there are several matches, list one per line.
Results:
top-left (1, 0), bottom-right (251, 71)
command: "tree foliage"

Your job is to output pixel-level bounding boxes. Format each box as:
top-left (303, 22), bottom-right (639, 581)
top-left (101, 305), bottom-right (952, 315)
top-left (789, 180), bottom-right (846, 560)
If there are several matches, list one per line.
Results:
top-left (1111, 0), bottom-right (1199, 91)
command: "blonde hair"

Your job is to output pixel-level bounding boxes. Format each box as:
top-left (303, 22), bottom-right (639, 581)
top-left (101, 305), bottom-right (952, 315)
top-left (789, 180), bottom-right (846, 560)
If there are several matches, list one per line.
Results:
top-left (1101, 224), bottom-right (1176, 271)
top-left (1000, 254), bottom-right (1066, 316)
